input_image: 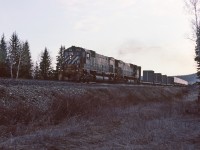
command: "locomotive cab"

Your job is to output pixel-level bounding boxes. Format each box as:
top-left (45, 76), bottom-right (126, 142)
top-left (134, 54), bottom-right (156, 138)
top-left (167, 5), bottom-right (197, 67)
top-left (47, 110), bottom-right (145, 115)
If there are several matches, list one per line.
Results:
top-left (63, 46), bottom-right (86, 81)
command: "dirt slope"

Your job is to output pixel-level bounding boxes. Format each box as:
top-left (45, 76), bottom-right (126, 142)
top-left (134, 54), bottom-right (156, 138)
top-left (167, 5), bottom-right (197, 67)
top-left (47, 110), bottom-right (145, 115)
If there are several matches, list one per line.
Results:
top-left (0, 79), bottom-right (199, 149)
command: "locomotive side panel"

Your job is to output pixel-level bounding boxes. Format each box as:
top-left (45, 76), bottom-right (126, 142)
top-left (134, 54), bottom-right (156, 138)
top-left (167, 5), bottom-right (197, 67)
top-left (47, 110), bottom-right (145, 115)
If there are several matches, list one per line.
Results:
top-left (123, 63), bottom-right (133, 78)
top-left (115, 60), bottom-right (122, 78)
top-left (83, 49), bottom-right (111, 81)
top-left (95, 53), bottom-right (110, 74)
top-left (109, 57), bottom-right (115, 74)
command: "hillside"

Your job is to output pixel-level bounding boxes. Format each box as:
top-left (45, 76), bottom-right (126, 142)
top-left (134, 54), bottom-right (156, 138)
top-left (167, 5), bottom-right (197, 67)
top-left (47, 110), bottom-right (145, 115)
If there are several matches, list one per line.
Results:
top-left (176, 73), bottom-right (199, 84)
top-left (0, 79), bottom-right (200, 149)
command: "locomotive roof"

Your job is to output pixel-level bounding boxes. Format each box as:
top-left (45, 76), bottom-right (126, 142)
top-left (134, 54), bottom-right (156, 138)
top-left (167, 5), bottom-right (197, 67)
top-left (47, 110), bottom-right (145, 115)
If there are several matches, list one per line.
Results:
top-left (66, 46), bottom-right (141, 67)
top-left (65, 46), bottom-right (85, 52)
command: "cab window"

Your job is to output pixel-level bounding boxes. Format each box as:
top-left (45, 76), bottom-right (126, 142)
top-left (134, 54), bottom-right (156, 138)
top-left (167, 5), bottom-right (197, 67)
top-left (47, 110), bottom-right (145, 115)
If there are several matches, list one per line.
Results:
top-left (86, 53), bottom-right (90, 59)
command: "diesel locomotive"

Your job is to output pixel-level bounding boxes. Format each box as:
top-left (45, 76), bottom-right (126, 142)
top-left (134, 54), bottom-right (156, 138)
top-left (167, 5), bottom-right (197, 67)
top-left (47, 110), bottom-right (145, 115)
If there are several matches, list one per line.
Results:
top-left (61, 46), bottom-right (141, 83)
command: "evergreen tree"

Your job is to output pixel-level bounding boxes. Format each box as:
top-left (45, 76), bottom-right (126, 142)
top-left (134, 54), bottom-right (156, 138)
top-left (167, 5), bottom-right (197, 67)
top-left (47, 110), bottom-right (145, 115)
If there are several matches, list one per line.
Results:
top-left (56, 45), bottom-right (65, 80)
top-left (8, 32), bottom-right (20, 78)
top-left (39, 47), bottom-right (52, 80)
top-left (0, 34), bottom-right (8, 77)
top-left (33, 61), bottom-right (40, 79)
top-left (19, 41), bottom-right (32, 78)
top-left (48, 68), bottom-right (56, 80)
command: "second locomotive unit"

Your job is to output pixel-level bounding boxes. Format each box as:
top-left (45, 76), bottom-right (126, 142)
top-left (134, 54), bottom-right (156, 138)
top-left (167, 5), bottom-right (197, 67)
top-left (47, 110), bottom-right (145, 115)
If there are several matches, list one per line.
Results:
top-left (62, 46), bottom-right (141, 83)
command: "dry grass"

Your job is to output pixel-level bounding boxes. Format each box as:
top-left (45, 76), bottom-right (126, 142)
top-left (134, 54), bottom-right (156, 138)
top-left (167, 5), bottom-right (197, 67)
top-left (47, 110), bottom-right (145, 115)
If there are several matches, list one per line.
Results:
top-left (0, 82), bottom-right (199, 149)
top-left (0, 85), bottom-right (188, 129)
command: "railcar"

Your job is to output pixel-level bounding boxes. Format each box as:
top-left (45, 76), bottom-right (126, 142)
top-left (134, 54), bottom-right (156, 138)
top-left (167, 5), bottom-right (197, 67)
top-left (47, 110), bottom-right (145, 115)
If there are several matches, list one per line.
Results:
top-left (167, 77), bottom-right (174, 85)
top-left (154, 73), bottom-right (162, 85)
top-left (143, 70), bottom-right (154, 84)
top-left (62, 46), bottom-right (141, 83)
top-left (169, 77), bottom-right (188, 86)
top-left (162, 75), bottom-right (167, 85)
top-left (142, 70), bottom-right (188, 86)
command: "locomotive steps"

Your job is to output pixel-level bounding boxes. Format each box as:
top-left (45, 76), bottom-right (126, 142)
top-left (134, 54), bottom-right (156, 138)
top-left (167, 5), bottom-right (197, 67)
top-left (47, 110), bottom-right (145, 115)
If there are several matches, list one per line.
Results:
top-left (0, 78), bottom-right (199, 149)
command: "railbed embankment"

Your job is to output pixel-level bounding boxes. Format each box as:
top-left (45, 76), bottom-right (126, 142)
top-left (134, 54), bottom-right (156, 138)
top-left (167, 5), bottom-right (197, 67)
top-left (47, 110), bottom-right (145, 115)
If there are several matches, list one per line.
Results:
top-left (0, 78), bottom-right (199, 149)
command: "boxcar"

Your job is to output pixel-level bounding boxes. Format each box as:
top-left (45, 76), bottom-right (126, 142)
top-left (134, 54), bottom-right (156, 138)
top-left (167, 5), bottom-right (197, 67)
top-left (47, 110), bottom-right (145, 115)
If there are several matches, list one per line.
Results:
top-left (143, 70), bottom-right (154, 84)
top-left (162, 75), bottom-right (167, 85)
top-left (154, 73), bottom-right (162, 85)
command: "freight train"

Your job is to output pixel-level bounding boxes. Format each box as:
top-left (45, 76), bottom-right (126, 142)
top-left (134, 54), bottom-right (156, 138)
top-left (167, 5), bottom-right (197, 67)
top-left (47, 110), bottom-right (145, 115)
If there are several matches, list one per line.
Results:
top-left (143, 70), bottom-right (188, 86)
top-left (61, 46), bottom-right (188, 86)
top-left (61, 46), bottom-right (141, 83)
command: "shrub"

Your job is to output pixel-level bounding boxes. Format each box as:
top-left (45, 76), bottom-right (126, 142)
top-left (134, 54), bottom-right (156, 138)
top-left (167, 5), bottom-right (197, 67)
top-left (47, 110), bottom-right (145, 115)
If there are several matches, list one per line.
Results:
top-left (0, 102), bottom-right (42, 126)
top-left (49, 93), bottom-right (101, 124)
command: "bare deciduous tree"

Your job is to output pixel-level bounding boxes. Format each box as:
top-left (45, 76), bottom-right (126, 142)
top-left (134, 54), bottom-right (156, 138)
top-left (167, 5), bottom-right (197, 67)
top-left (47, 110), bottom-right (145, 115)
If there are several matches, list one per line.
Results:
top-left (185, 0), bottom-right (200, 79)
top-left (185, 0), bottom-right (200, 39)
top-left (16, 42), bottom-right (24, 79)
top-left (8, 33), bottom-right (20, 79)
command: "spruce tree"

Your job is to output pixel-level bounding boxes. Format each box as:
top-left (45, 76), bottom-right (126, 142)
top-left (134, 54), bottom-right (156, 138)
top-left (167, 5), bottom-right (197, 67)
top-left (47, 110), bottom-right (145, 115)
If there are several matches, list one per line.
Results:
top-left (56, 45), bottom-right (65, 80)
top-left (39, 47), bottom-right (52, 80)
top-left (0, 34), bottom-right (7, 77)
top-left (34, 61), bottom-right (40, 79)
top-left (20, 41), bottom-right (32, 78)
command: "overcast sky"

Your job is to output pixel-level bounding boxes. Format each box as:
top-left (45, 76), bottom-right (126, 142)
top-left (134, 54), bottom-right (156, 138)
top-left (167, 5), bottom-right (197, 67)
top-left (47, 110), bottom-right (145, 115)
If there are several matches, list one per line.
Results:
top-left (0, 0), bottom-right (196, 75)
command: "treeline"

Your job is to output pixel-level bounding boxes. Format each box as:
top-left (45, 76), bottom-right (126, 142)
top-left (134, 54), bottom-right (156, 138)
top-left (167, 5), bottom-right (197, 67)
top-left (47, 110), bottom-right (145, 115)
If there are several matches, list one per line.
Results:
top-left (0, 32), bottom-right (65, 80)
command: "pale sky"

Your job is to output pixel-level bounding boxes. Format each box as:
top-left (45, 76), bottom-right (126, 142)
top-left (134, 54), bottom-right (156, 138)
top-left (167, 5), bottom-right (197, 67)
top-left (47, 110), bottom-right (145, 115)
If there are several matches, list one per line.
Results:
top-left (0, 0), bottom-right (196, 75)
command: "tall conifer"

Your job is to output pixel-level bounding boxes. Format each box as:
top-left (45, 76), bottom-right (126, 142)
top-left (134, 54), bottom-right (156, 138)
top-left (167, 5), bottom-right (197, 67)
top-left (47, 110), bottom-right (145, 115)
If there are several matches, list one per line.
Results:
top-left (56, 45), bottom-right (65, 80)
top-left (0, 34), bottom-right (7, 77)
top-left (39, 47), bottom-right (52, 80)
top-left (20, 41), bottom-right (32, 78)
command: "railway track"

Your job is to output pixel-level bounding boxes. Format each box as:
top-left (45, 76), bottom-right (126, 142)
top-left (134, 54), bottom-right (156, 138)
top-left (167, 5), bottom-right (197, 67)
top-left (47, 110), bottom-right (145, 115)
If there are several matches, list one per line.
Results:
top-left (0, 78), bottom-right (176, 90)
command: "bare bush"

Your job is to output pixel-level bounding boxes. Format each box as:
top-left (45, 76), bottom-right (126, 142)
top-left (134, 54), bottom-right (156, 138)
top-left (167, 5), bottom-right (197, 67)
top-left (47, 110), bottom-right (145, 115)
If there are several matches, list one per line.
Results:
top-left (0, 102), bottom-right (42, 126)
